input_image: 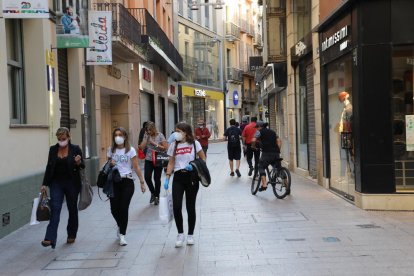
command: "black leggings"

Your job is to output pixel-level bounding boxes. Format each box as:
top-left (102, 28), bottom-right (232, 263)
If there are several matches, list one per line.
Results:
top-left (172, 171), bottom-right (199, 235)
top-left (144, 160), bottom-right (163, 197)
top-left (110, 178), bottom-right (134, 235)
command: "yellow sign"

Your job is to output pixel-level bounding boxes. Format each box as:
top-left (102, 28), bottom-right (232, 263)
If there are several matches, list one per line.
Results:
top-left (46, 50), bottom-right (55, 67)
top-left (259, 106), bottom-right (263, 112)
top-left (182, 86), bottom-right (223, 100)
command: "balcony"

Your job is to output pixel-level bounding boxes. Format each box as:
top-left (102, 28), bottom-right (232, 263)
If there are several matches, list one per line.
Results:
top-left (247, 24), bottom-right (254, 37)
top-left (128, 8), bottom-right (184, 80)
top-left (227, 67), bottom-right (243, 83)
top-left (239, 19), bottom-right (247, 33)
top-left (267, 6), bottom-right (286, 17)
top-left (242, 89), bottom-right (257, 103)
top-left (225, 22), bottom-right (240, 42)
top-left (253, 33), bottom-right (263, 49)
top-left (241, 61), bottom-right (254, 77)
top-left (94, 3), bottom-right (142, 62)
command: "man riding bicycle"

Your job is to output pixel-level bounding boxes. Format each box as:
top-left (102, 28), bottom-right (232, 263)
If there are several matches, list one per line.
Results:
top-left (251, 121), bottom-right (282, 191)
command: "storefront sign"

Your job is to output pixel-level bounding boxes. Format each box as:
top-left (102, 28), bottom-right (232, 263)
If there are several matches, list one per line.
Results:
top-left (233, 91), bottom-right (239, 105)
top-left (194, 89), bottom-right (206, 97)
top-left (249, 56), bottom-right (263, 71)
top-left (295, 41), bottom-right (307, 56)
top-left (142, 68), bottom-right (152, 82)
top-left (2, 0), bottom-right (49, 18)
top-left (57, 5), bottom-right (89, 48)
top-left (321, 25), bottom-right (349, 52)
top-left (406, 115), bottom-right (414, 151)
top-left (107, 65), bottom-right (121, 79)
top-left (86, 11), bottom-right (112, 64)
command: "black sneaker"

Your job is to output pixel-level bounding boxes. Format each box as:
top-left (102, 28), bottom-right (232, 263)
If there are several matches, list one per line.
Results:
top-left (154, 197), bottom-right (159, 205)
top-left (230, 172), bottom-right (235, 176)
top-left (150, 194), bottom-right (155, 204)
top-left (248, 167), bottom-right (253, 176)
top-left (235, 169), bottom-right (241, 177)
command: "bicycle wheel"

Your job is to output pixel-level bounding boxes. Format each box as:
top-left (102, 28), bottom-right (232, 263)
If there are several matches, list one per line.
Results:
top-left (272, 167), bottom-right (291, 199)
top-left (251, 168), bottom-right (261, 195)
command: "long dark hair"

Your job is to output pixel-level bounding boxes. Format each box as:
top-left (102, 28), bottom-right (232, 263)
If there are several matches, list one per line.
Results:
top-left (111, 127), bottom-right (131, 153)
top-left (176, 122), bottom-right (194, 144)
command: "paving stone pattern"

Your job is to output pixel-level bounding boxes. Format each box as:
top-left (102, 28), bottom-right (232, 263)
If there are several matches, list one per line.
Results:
top-left (1, 142), bottom-right (414, 275)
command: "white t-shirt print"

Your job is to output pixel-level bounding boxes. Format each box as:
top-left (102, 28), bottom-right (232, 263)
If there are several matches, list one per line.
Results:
top-left (107, 147), bottom-right (137, 176)
top-left (167, 141), bottom-right (202, 171)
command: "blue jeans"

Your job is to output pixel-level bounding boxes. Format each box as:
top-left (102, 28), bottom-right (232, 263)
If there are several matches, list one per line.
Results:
top-left (45, 179), bottom-right (80, 243)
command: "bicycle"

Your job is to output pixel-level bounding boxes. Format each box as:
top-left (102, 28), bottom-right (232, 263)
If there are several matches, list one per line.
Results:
top-left (251, 157), bottom-right (291, 199)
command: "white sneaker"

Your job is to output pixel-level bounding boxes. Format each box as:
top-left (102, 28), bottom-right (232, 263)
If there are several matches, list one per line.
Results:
top-left (175, 234), bottom-right (185, 248)
top-left (119, 234), bottom-right (127, 246)
top-left (187, 235), bottom-right (195, 245)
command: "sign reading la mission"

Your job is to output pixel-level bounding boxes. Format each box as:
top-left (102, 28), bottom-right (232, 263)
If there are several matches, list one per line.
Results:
top-left (321, 25), bottom-right (349, 52)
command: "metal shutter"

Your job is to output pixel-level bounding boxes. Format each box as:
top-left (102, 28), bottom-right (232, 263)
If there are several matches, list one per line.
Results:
top-left (140, 92), bottom-right (151, 123)
top-left (306, 63), bottom-right (317, 178)
top-left (58, 49), bottom-right (70, 128)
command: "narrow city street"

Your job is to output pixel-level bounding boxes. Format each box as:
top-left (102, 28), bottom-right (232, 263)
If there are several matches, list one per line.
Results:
top-left (1, 142), bottom-right (414, 275)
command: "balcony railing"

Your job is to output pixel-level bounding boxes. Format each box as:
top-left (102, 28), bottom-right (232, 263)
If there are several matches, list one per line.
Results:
top-left (94, 3), bottom-right (141, 47)
top-left (253, 33), bottom-right (262, 47)
top-left (267, 6), bottom-right (286, 16)
top-left (227, 67), bottom-right (243, 83)
top-left (225, 22), bottom-right (240, 41)
top-left (129, 8), bottom-right (183, 71)
top-left (247, 24), bottom-right (254, 36)
top-left (239, 19), bottom-right (247, 33)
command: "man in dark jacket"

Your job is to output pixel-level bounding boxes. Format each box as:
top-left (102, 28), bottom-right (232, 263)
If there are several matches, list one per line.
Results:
top-left (224, 119), bottom-right (242, 177)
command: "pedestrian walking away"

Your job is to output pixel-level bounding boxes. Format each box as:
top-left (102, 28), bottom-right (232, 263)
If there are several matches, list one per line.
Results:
top-left (251, 121), bottom-right (283, 192)
top-left (107, 127), bottom-right (146, 246)
top-left (164, 122), bottom-right (206, 247)
top-left (242, 116), bottom-right (260, 176)
top-left (224, 119), bottom-right (242, 177)
top-left (139, 121), bottom-right (168, 205)
top-left (195, 118), bottom-right (211, 157)
top-left (40, 127), bottom-right (84, 249)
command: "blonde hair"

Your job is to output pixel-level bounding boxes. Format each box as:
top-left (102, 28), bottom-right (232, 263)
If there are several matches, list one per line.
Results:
top-left (56, 127), bottom-right (70, 138)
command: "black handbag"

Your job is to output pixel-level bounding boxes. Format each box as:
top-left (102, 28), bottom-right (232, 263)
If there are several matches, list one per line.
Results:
top-left (96, 160), bottom-right (111, 188)
top-left (152, 151), bottom-right (169, 167)
top-left (36, 190), bottom-right (51, 221)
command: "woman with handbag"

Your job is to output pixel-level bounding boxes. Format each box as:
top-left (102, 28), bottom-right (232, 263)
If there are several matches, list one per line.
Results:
top-left (164, 122), bottom-right (206, 247)
top-left (139, 121), bottom-right (168, 206)
top-left (40, 127), bottom-right (84, 249)
top-left (108, 127), bottom-right (146, 246)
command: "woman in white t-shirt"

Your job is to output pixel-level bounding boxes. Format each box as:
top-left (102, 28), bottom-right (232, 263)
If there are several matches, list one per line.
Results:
top-left (107, 127), bottom-right (145, 246)
top-left (164, 122), bottom-right (206, 248)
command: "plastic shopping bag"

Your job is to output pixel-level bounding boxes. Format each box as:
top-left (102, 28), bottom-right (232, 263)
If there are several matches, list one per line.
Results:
top-left (30, 196), bottom-right (40, 225)
top-left (159, 191), bottom-right (173, 223)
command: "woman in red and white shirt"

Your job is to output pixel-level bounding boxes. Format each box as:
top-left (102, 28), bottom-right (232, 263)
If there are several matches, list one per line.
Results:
top-left (164, 122), bottom-right (206, 247)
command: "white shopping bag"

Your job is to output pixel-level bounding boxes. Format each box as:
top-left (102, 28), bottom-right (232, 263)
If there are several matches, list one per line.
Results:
top-left (159, 191), bottom-right (173, 223)
top-left (30, 196), bottom-right (40, 225)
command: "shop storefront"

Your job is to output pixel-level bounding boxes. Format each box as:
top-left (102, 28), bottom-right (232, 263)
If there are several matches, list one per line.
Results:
top-left (319, 0), bottom-right (414, 209)
top-left (291, 32), bottom-right (317, 178)
top-left (181, 85), bottom-right (224, 140)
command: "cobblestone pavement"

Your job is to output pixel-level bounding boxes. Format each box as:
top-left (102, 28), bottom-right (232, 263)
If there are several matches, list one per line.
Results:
top-left (2, 142), bottom-right (414, 275)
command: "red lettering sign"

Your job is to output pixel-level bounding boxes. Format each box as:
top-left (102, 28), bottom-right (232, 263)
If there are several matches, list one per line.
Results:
top-left (142, 68), bottom-right (151, 82)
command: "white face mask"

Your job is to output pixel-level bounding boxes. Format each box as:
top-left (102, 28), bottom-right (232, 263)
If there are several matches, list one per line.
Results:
top-left (58, 139), bottom-right (68, 147)
top-left (174, 132), bottom-right (184, 142)
top-left (115, 136), bottom-right (125, 145)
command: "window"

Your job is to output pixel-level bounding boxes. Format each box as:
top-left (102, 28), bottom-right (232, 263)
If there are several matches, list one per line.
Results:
top-left (392, 45), bottom-right (414, 189)
top-left (178, 0), bottom-right (183, 15)
top-left (6, 19), bottom-right (25, 124)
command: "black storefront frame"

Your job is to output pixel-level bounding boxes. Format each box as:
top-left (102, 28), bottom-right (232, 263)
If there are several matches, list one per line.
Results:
top-left (318, 0), bottom-right (414, 195)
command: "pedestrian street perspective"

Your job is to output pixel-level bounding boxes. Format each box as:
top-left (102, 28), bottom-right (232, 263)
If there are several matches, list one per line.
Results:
top-left (2, 143), bottom-right (414, 276)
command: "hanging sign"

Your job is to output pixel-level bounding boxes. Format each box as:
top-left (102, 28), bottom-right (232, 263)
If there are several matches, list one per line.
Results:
top-left (86, 11), bottom-right (112, 65)
top-left (2, 0), bottom-right (49, 18)
top-left (56, 6), bottom-right (89, 48)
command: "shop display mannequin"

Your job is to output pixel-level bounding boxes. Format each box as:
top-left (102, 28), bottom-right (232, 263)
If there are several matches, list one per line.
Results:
top-left (338, 91), bottom-right (354, 176)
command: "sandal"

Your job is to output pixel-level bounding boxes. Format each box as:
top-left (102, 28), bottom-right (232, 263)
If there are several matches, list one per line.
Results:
top-left (258, 186), bottom-right (267, 192)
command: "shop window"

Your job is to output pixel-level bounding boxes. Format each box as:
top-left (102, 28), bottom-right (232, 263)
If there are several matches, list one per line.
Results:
top-left (327, 54), bottom-right (354, 199)
top-left (392, 46), bottom-right (414, 189)
top-left (6, 19), bottom-right (25, 124)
